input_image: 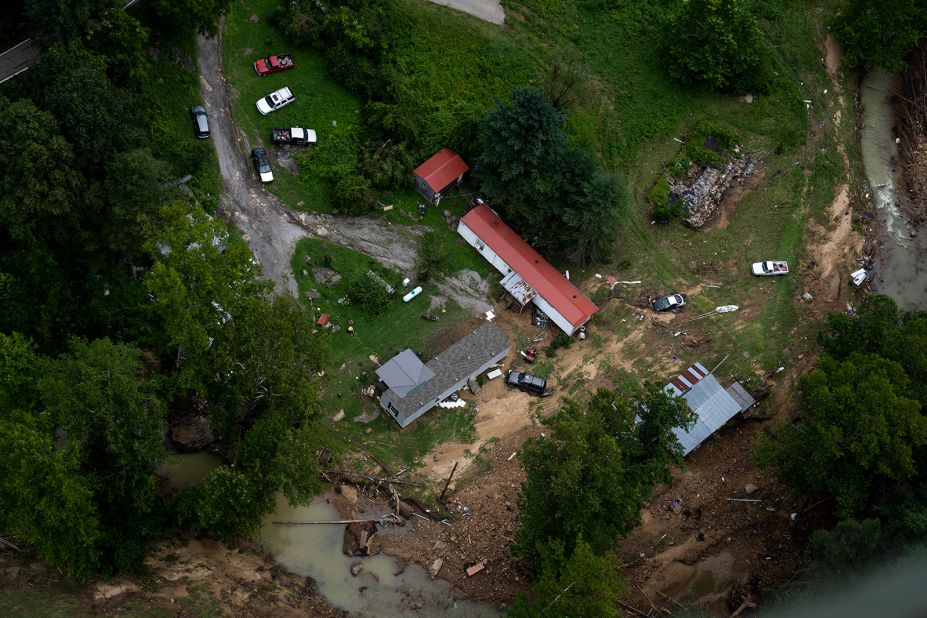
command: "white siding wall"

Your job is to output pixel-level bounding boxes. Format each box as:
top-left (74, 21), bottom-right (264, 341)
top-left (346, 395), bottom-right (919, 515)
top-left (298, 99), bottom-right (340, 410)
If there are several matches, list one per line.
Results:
top-left (457, 221), bottom-right (577, 335)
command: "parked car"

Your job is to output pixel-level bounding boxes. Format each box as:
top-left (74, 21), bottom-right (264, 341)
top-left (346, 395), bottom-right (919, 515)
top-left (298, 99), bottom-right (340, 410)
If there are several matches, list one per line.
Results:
top-left (271, 127), bottom-right (317, 145)
top-left (251, 147), bottom-right (273, 183)
top-left (254, 53), bottom-right (294, 76)
top-left (191, 105), bottom-right (210, 138)
top-left (751, 260), bottom-right (789, 276)
top-left (506, 370), bottom-right (547, 396)
top-left (256, 86), bottom-right (295, 115)
top-left (651, 293), bottom-right (686, 312)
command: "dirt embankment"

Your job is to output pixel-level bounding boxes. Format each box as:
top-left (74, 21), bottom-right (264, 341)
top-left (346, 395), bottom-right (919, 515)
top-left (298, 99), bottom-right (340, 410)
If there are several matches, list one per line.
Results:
top-left (0, 538), bottom-right (347, 617)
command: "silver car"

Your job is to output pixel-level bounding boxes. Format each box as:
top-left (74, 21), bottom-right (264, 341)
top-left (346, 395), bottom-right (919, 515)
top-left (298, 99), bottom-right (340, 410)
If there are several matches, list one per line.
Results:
top-left (191, 105), bottom-right (210, 138)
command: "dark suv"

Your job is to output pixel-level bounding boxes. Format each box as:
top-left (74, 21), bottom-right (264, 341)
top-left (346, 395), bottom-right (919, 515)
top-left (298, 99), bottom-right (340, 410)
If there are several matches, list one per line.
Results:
top-left (506, 370), bottom-right (547, 396)
top-left (191, 105), bottom-right (210, 139)
top-left (251, 147), bottom-right (274, 183)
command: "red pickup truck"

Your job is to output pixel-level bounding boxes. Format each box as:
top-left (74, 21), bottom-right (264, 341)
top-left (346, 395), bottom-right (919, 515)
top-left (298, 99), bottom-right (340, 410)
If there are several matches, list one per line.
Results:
top-left (254, 53), bottom-right (294, 76)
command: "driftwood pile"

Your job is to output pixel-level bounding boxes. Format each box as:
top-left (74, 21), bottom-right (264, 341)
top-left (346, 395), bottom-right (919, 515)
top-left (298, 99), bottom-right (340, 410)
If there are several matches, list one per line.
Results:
top-left (669, 155), bottom-right (757, 228)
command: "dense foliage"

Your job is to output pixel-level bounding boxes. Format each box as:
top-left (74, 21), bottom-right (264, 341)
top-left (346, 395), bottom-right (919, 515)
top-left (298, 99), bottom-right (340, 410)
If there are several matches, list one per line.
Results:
top-left (834, 0), bottom-right (927, 72)
top-left (0, 7), bottom-right (329, 582)
top-left (664, 0), bottom-right (772, 94)
top-left (515, 386), bottom-right (693, 568)
top-left (758, 296), bottom-right (927, 579)
top-left (475, 87), bottom-right (627, 263)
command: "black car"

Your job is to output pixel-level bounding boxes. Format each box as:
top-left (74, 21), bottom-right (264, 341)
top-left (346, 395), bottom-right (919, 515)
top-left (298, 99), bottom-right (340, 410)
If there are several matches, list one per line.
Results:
top-left (251, 147), bottom-right (274, 183)
top-left (191, 105), bottom-right (210, 139)
top-left (651, 293), bottom-right (686, 312)
top-left (506, 370), bottom-right (547, 396)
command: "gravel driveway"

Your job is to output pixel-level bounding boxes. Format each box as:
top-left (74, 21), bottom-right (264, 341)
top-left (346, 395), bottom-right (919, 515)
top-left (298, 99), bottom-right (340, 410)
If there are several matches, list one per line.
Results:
top-left (196, 30), bottom-right (424, 297)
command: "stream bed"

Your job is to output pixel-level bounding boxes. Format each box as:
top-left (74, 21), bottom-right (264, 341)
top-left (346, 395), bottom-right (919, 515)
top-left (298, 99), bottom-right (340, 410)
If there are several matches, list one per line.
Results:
top-left (861, 68), bottom-right (927, 309)
top-left (257, 495), bottom-right (499, 617)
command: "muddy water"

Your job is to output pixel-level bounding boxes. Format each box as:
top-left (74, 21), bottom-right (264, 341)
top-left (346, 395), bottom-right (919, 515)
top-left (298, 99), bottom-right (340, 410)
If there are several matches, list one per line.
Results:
top-left (156, 452), bottom-right (222, 490)
top-left (862, 69), bottom-right (927, 308)
top-left (257, 495), bottom-right (498, 617)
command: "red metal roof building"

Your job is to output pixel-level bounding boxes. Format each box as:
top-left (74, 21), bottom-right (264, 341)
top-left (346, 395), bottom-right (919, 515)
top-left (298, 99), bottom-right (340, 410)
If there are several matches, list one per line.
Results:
top-left (413, 149), bottom-right (469, 204)
top-left (457, 203), bottom-right (597, 335)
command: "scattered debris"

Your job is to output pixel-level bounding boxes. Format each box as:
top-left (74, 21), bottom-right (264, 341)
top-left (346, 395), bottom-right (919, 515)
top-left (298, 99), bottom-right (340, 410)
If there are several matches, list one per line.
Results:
top-left (465, 562), bottom-right (485, 577)
top-left (428, 558), bottom-right (444, 579)
top-left (486, 368), bottom-right (503, 380)
top-left (331, 409), bottom-right (345, 422)
top-left (485, 310), bottom-right (496, 321)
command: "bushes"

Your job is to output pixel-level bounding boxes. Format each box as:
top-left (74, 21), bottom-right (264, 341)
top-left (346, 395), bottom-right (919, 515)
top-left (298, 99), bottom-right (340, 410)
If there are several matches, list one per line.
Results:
top-left (834, 0), bottom-right (927, 72)
top-left (347, 272), bottom-right (392, 314)
top-left (416, 232), bottom-right (450, 282)
top-left (663, 0), bottom-right (772, 94)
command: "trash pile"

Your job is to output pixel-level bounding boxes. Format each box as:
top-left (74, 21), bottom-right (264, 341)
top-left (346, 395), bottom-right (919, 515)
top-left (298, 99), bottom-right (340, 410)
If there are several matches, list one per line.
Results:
top-left (669, 155), bottom-right (758, 228)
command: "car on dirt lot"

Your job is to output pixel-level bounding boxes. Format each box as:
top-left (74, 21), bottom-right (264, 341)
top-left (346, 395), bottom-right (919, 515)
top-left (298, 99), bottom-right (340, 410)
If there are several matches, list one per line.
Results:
top-left (251, 147), bottom-right (273, 183)
top-left (256, 86), bottom-right (295, 115)
top-left (751, 260), bottom-right (789, 276)
top-left (651, 293), bottom-right (686, 312)
top-left (506, 370), bottom-right (547, 396)
top-left (191, 105), bottom-right (209, 138)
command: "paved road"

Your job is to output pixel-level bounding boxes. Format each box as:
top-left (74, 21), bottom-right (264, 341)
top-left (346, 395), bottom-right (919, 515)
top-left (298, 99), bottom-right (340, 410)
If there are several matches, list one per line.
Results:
top-left (0, 0), bottom-right (144, 84)
top-left (427, 0), bottom-right (504, 25)
top-left (196, 28), bottom-right (424, 297)
top-left (0, 39), bottom-right (39, 84)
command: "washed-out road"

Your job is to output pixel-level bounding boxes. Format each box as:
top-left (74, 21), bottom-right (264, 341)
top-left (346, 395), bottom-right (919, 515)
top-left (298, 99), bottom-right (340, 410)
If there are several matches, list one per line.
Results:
top-left (196, 28), bottom-right (424, 296)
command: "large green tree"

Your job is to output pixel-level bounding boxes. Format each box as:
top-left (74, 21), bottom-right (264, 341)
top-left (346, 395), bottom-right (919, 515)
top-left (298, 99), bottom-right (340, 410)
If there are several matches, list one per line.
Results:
top-left (664, 0), bottom-right (771, 94)
top-left (515, 386), bottom-right (692, 567)
top-left (474, 87), bottom-right (625, 263)
top-left (834, 0), bottom-right (927, 72)
top-left (508, 538), bottom-right (625, 618)
top-left (755, 353), bottom-right (927, 517)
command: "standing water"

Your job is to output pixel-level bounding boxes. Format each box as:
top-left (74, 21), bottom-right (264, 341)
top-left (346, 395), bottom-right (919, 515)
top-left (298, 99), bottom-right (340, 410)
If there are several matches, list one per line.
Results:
top-left (257, 494), bottom-right (499, 617)
top-left (862, 69), bottom-right (927, 308)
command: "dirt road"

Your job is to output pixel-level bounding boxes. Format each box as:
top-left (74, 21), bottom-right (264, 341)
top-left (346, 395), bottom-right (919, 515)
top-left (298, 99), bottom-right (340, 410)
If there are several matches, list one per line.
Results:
top-left (196, 30), bottom-right (424, 296)
top-left (426, 0), bottom-right (505, 25)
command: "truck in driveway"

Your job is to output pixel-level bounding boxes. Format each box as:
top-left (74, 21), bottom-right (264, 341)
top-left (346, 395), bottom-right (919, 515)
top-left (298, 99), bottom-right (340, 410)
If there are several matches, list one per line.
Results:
top-left (271, 127), bottom-right (317, 145)
top-left (256, 86), bottom-right (295, 115)
top-left (254, 53), bottom-right (294, 76)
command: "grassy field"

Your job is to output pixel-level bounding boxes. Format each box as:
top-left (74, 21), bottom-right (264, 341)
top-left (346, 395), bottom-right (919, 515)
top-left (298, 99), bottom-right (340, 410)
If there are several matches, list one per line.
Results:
top-left (290, 237), bottom-right (483, 468)
top-left (217, 0), bottom-right (856, 458)
top-left (141, 25), bottom-right (222, 202)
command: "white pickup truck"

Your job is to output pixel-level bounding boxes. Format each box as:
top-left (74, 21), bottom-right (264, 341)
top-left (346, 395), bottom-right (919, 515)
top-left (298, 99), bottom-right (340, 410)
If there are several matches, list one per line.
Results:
top-left (751, 260), bottom-right (789, 276)
top-left (256, 86), bottom-right (295, 115)
top-left (271, 127), bottom-right (317, 145)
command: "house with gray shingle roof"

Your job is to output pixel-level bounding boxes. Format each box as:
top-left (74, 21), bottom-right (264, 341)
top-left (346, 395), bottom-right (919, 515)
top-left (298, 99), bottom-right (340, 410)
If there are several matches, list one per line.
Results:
top-left (376, 322), bottom-right (510, 428)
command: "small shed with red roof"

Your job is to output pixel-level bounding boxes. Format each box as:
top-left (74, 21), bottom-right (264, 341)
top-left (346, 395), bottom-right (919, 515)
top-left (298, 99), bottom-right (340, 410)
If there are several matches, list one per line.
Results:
top-left (457, 203), bottom-right (598, 335)
top-left (413, 148), bottom-right (469, 204)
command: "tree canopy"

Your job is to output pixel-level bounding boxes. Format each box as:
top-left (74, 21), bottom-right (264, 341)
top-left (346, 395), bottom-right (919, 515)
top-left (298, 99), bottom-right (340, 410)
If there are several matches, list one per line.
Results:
top-left (664, 0), bottom-right (772, 94)
top-left (755, 352), bottom-right (927, 517)
top-left (515, 386), bottom-right (692, 567)
top-left (474, 87), bottom-right (626, 263)
top-left (834, 0), bottom-right (927, 72)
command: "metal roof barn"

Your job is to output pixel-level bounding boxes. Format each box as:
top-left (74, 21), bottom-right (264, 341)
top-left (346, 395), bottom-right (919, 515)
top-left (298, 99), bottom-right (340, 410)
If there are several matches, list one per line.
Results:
top-left (664, 363), bottom-right (756, 456)
top-left (413, 148), bottom-right (469, 204)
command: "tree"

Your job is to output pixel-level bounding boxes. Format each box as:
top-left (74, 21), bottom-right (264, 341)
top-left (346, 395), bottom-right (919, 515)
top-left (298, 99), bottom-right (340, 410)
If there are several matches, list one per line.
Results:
top-left (474, 87), bottom-right (625, 262)
top-left (755, 353), bottom-right (927, 517)
top-left (416, 231), bottom-right (450, 282)
top-left (0, 96), bottom-right (82, 240)
top-left (664, 0), bottom-right (772, 94)
top-left (515, 387), bottom-right (692, 567)
top-left (834, 0), bottom-right (927, 72)
top-left (149, 0), bottom-right (233, 36)
top-left (32, 44), bottom-right (133, 168)
top-left (85, 8), bottom-right (150, 87)
top-left (509, 538), bottom-right (625, 618)
top-left (24, 0), bottom-right (115, 46)
top-left (347, 272), bottom-right (392, 314)
top-left (102, 149), bottom-right (175, 255)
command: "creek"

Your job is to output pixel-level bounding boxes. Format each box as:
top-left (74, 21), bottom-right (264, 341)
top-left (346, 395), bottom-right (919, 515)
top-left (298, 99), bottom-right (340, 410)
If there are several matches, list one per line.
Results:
top-left (861, 68), bottom-right (927, 309)
top-left (160, 454), bottom-right (497, 616)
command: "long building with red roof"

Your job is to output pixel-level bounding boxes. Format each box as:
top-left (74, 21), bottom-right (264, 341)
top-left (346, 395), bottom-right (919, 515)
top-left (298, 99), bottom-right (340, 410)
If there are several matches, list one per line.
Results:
top-left (457, 203), bottom-right (597, 335)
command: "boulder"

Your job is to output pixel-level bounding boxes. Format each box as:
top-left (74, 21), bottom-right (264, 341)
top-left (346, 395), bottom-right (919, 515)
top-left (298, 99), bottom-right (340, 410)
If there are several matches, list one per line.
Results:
top-left (745, 483), bottom-right (758, 495)
top-left (428, 558), bottom-right (444, 578)
top-left (350, 563), bottom-right (363, 577)
top-left (344, 521), bottom-right (381, 557)
top-left (169, 416), bottom-right (214, 452)
top-left (339, 484), bottom-right (358, 504)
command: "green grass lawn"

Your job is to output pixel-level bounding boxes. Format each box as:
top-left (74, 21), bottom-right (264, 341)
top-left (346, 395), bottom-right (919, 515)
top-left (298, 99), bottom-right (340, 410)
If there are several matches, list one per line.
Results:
top-left (217, 0), bottom-right (858, 460)
top-left (141, 26), bottom-right (221, 202)
top-left (291, 237), bottom-right (482, 468)
top-left (221, 0), bottom-right (363, 212)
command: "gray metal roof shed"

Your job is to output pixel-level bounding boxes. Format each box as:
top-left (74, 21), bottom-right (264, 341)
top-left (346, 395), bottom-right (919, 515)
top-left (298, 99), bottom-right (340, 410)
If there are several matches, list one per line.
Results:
top-left (375, 349), bottom-right (434, 397)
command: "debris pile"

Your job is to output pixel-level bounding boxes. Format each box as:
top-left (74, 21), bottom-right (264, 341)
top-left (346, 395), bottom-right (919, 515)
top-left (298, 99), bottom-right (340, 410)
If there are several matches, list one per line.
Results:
top-left (669, 155), bottom-right (758, 228)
